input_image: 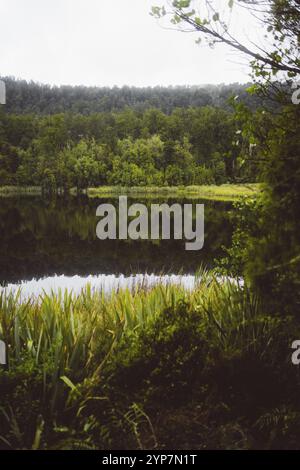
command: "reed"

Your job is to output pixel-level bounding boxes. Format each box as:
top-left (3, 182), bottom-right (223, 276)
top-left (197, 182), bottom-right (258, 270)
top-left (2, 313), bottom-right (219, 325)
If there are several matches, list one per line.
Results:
top-left (0, 271), bottom-right (273, 378)
top-left (0, 186), bottom-right (42, 196)
top-left (0, 271), bottom-right (290, 449)
top-left (87, 183), bottom-right (261, 200)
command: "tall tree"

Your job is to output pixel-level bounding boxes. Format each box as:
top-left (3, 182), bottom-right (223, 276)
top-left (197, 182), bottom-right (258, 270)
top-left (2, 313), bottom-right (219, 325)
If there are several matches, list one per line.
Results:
top-left (152, 0), bottom-right (300, 314)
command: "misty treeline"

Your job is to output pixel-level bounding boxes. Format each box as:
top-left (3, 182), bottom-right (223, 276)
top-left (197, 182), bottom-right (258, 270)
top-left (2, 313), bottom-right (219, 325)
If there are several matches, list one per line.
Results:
top-left (1, 77), bottom-right (263, 114)
top-left (0, 101), bottom-right (259, 189)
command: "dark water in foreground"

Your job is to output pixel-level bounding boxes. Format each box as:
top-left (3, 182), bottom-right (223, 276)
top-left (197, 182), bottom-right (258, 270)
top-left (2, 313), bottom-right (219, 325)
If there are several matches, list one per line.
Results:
top-left (0, 196), bottom-right (234, 294)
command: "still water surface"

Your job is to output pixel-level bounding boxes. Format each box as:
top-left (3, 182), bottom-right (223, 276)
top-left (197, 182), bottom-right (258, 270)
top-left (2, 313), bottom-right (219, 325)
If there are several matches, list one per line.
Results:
top-left (0, 195), bottom-right (234, 297)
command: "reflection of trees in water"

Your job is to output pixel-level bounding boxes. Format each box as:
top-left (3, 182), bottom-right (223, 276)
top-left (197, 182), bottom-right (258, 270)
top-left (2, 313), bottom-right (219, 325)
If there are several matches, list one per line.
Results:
top-left (0, 196), bottom-right (233, 283)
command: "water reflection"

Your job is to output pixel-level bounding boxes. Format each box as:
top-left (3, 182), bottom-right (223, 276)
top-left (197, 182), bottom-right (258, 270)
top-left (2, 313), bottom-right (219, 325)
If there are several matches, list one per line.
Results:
top-left (0, 273), bottom-right (197, 300)
top-left (0, 195), bottom-right (234, 284)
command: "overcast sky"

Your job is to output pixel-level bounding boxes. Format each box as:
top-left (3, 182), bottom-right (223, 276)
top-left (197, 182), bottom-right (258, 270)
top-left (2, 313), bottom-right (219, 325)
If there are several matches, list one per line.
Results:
top-left (0, 0), bottom-right (262, 87)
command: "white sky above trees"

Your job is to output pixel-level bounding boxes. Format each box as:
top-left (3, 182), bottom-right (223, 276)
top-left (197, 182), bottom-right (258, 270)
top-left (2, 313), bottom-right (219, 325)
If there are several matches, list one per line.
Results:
top-left (0, 0), bottom-right (264, 87)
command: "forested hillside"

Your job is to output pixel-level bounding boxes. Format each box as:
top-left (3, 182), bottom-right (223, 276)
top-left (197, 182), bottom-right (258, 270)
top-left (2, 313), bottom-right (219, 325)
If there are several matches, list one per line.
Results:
top-left (0, 105), bottom-right (259, 189)
top-left (0, 78), bottom-right (263, 189)
top-left (1, 77), bottom-right (262, 114)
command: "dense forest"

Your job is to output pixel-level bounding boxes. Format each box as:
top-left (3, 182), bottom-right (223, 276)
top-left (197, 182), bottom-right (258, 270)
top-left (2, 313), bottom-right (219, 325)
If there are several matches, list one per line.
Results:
top-left (0, 79), bottom-right (261, 189)
top-left (1, 77), bottom-right (263, 114)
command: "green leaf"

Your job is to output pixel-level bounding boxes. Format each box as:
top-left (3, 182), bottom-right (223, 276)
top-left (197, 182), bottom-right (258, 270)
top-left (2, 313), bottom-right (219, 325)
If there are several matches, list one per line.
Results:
top-left (150, 6), bottom-right (166, 18)
top-left (173, 0), bottom-right (191, 8)
top-left (171, 14), bottom-right (182, 24)
top-left (212, 13), bottom-right (220, 22)
top-left (61, 375), bottom-right (77, 391)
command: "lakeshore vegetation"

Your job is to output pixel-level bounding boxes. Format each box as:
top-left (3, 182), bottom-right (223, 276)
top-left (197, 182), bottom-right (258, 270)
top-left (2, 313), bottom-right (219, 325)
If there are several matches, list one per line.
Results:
top-left (1, 274), bottom-right (300, 450)
top-left (0, 183), bottom-right (260, 200)
top-left (0, 80), bottom-right (262, 192)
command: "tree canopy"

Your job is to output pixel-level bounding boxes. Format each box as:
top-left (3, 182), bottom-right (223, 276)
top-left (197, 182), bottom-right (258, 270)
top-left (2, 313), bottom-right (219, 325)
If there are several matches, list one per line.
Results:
top-left (151, 0), bottom-right (300, 314)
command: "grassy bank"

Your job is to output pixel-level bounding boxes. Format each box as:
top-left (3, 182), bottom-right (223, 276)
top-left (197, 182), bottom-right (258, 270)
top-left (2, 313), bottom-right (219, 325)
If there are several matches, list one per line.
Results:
top-left (88, 183), bottom-right (261, 200)
top-left (0, 184), bottom-right (260, 200)
top-left (0, 272), bottom-right (298, 450)
top-left (0, 186), bottom-right (42, 196)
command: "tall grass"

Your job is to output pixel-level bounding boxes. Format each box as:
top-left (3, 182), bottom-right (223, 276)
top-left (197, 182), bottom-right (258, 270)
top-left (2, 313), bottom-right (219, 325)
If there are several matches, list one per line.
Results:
top-left (87, 184), bottom-right (261, 200)
top-left (0, 282), bottom-right (179, 375)
top-left (0, 186), bottom-right (42, 196)
top-left (0, 184), bottom-right (261, 200)
top-left (0, 271), bottom-right (295, 449)
top-left (0, 272), bottom-right (274, 379)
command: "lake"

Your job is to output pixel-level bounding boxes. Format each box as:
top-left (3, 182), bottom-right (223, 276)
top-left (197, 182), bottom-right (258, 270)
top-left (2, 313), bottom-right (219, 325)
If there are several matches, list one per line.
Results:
top-left (0, 195), bottom-right (234, 296)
